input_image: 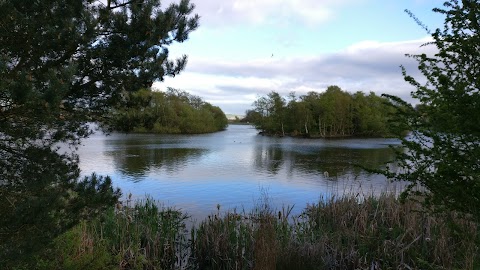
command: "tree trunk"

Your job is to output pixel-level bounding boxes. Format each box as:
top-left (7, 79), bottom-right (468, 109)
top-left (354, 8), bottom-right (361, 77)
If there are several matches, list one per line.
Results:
top-left (305, 115), bottom-right (309, 134)
top-left (318, 116), bottom-right (322, 136)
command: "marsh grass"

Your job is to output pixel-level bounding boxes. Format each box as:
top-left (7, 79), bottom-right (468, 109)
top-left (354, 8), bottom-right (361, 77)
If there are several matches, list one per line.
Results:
top-left (100, 196), bottom-right (191, 269)
top-left (36, 192), bottom-right (478, 270)
top-left (288, 194), bottom-right (478, 269)
top-left (35, 196), bottom-right (190, 270)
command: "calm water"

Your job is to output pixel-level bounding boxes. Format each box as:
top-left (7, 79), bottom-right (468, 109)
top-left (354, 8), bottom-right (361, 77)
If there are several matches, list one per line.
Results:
top-left (78, 124), bottom-right (401, 219)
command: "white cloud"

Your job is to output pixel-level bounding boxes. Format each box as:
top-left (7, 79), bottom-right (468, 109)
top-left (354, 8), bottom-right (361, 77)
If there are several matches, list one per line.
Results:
top-left (163, 0), bottom-right (362, 27)
top-left (156, 37), bottom-right (436, 114)
top-left (231, 0), bottom-right (334, 25)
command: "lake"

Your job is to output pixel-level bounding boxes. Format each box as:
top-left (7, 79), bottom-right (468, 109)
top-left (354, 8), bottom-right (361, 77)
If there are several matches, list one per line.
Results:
top-left (78, 124), bottom-right (402, 219)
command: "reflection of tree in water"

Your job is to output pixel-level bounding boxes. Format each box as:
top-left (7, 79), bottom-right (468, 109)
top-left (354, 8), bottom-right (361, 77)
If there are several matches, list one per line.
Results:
top-left (106, 139), bottom-right (207, 178)
top-left (303, 147), bottom-right (396, 178)
top-left (253, 143), bottom-right (285, 174)
top-left (253, 141), bottom-right (396, 178)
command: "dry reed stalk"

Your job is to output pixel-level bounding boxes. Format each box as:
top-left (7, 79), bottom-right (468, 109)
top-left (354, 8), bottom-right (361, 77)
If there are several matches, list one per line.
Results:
top-left (253, 216), bottom-right (277, 270)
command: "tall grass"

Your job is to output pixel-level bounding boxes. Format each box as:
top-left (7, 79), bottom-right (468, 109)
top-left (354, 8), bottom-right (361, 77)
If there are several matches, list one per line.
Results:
top-left (191, 193), bottom-right (478, 270)
top-left (35, 196), bottom-right (190, 270)
top-left (97, 196), bottom-right (190, 269)
top-left (286, 194), bottom-right (478, 269)
top-left (35, 192), bottom-right (478, 270)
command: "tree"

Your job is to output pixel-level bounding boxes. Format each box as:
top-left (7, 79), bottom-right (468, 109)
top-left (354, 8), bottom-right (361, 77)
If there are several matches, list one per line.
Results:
top-left (301, 91), bottom-right (323, 135)
top-left (320, 86), bottom-right (354, 136)
top-left (266, 91), bottom-right (287, 136)
top-left (0, 0), bottom-right (199, 266)
top-left (243, 109), bottom-right (262, 124)
top-left (383, 0), bottom-right (480, 222)
top-left (353, 91), bottom-right (394, 136)
top-left (250, 88), bottom-right (395, 137)
top-left (252, 95), bottom-right (270, 131)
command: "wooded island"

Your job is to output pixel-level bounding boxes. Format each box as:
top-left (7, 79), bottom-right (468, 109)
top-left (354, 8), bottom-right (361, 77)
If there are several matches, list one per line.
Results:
top-left (245, 85), bottom-right (400, 138)
top-left (109, 88), bottom-right (228, 134)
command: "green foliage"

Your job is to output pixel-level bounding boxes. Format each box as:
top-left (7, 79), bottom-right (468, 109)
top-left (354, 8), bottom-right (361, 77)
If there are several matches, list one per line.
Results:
top-left (193, 210), bottom-right (255, 269)
top-left (36, 193), bottom-right (479, 269)
top-left (0, 0), bottom-right (198, 266)
top-left (383, 0), bottom-right (480, 222)
top-left (98, 197), bottom-right (190, 269)
top-left (249, 87), bottom-right (397, 137)
top-left (110, 88), bottom-right (228, 134)
top-left (36, 198), bottom-right (191, 270)
top-left (36, 222), bottom-right (113, 270)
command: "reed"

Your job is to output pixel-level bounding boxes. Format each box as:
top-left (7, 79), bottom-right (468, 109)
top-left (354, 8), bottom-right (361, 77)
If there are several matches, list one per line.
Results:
top-left (36, 192), bottom-right (478, 270)
top-left (99, 196), bottom-right (190, 269)
top-left (286, 194), bottom-right (479, 269)
top-left (190, 192), bottom-right (478, 270)
top-left (38, 196), bottom-right (189, 270)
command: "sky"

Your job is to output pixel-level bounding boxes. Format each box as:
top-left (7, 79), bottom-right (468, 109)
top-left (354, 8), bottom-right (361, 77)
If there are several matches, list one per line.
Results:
top-left (155, 0), bottom-right (445, 115)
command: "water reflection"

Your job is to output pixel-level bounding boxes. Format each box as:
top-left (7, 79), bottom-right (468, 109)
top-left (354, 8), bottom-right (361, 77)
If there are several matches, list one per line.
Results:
top-left (306, 147), bottom-right (394, 177)
top-left (105, 136), bottom-right (208, 180)
top-left (78, 125), bottom-right (402, 219)
top-left (252, 136), bottom-right (396, 179)
top-left (254, 141), bottom-right (285, 174)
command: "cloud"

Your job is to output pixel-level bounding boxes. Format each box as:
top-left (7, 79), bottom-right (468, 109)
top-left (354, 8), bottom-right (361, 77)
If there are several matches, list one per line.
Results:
top-left (163, 0), bottom-right (362, 27)
top-left (230, 0), bottom-right (333, 25)
top-left (156, 37), bottom-right (435, 114)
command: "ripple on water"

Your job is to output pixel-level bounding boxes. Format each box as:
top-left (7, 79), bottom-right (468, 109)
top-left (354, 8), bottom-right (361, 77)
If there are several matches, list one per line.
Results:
top-left (78, 125), bottom-right (401, 219)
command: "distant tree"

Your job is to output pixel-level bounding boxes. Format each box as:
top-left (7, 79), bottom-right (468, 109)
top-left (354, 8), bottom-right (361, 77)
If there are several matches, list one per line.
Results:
top-left (301, 91), bottom-right (322, 135)
top-left (251, 91), bottom-right (288, 135)
top-left (318, 86), bottom-right (354, 136)
top-left (353, 91), bottom-right (394, 136)
top-left (0, 0), bottom-right (198, 266)
top-left (203, 103), bottom-right (229, 131)
top-left (252, 95), bottom-right (270, 130)
top-left (243, 109), bottom-right (262, 124)
top-left (110, 88), bottom-right (227, 134)
top-left (383, 0), bottom-right (480, 222)
top-left (267, 91), bottom-right (287, 135)
top-left (291, 94), bottom-right (312, 135)
top-left (250, 87), bottom-right (395, 137)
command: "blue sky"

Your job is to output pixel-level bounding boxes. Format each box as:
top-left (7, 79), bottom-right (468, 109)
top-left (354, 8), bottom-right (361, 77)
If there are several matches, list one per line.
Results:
top-left (155, 0), bottom-right (445, 115)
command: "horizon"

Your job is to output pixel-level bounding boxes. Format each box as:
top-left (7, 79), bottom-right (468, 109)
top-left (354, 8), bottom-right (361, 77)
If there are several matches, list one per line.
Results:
top-left (154, 0), bottom-right (444, 115)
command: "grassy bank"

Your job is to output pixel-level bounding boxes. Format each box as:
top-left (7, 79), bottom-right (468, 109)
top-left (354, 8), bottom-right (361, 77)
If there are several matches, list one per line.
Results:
top-left (29, 193), bottom-right (478, 270)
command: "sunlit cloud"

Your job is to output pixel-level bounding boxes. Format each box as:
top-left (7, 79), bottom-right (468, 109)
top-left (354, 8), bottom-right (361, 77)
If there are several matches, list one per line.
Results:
top-left (164, 0), bottom-right (362, 27)
top-left (85, 1), bottom-right (443, 116)
top-left (156, 36), bottom-right (435, 115)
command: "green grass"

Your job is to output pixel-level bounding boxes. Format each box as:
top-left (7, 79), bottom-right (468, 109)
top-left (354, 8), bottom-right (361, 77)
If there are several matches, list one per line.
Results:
top-left (31, 192), bottom-right (479, 270)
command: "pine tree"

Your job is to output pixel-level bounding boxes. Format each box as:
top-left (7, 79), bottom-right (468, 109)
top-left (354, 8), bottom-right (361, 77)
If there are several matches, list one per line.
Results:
top-left (0, 0), bottom-right (199, 266)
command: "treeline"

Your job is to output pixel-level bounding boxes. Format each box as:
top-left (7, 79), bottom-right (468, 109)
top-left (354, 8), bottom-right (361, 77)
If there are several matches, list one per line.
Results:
top-left (245, 86), bottom-right (398, 137)
top-left (110, 88), bottom-right (228, 134)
